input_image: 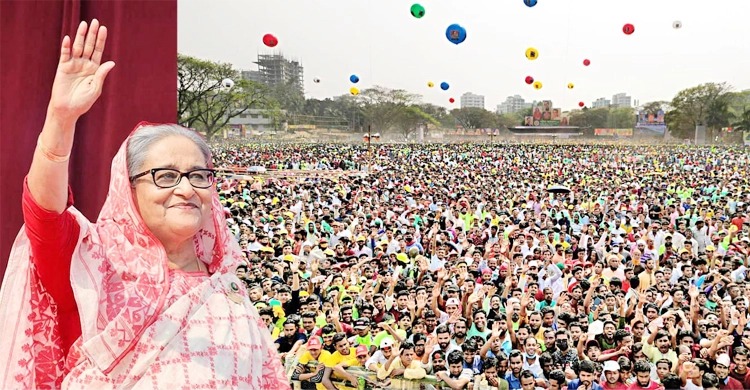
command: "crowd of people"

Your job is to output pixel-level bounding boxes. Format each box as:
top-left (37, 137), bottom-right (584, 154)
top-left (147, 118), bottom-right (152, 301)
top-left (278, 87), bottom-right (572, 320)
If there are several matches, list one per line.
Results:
top-left (217, 142), bottom-right (750, 390)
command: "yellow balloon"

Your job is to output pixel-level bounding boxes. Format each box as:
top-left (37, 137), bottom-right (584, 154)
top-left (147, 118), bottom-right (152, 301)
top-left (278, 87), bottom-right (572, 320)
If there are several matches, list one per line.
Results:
top-left (533, 81), bottom-right (543, 90)
top-left (525, 47), bottom-right (539, 60)
top-left (567, 83), bottom-right (575, 89)
top-left (427, 81), bottom-right (434, 88)
top-left (350, 87), bottom-right (359, 95)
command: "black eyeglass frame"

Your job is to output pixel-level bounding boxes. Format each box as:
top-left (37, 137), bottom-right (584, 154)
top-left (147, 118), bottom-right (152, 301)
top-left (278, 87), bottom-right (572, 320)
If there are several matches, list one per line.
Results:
top-left (129, 168), bottom-right (217, 189)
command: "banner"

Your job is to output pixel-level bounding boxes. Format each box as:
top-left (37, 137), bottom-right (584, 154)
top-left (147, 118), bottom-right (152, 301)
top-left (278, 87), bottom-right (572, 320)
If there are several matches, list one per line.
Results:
top-left (595, 128), bottom-right (633, 136)
top-left (635, 109), bottom-right (667, 135)
top-left (525, 100), bottom-right (565, 126)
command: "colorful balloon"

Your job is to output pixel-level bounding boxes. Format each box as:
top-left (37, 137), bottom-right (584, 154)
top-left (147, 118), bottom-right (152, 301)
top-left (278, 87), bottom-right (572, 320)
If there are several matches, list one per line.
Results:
top-left (262, 33), bottom-right (278, 47)
top-left (579, 101), bottom-right (585, 107)
top-left (410, 3), bottom-right (425, 18)
top-left (445, 24), bottom-right (467, 45)
top-left (673, 21), bottom-right (682, 29)
top-left (350, 87), bottom-right (360, 95)
top-left (427, 81), bottom-right (435, 88)
top-left (525, 47), bottom-right (539, 60)
top-left (583, 59), bottom-right (591, 66)
top-left (350, 74), bottom-right (359, 83)
top-left (440, 82), bottom-right (450, 91)
top-left (622, 23), bottom-right (635, 35)
top-left (525, 76), bottom-right (534, 85)
top-left (524, 0), bottom-right (537, 7)
top-left (567, 83), bottom-right (575, 89)
top-left (532, 81), bottom-right (542, 90)
top-left (449, 98), bottom-right (455, 103)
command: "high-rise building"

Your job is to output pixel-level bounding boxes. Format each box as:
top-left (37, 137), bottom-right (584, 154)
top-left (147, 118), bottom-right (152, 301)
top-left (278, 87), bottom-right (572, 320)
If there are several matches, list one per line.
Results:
top-left (496, 95), bottom-right (532, 114)
top-left (592, 97), bottom-right (611, 108)
top-left (612, 93), bottom-right (632, 108)
top-left (242, 53), bottom-right (304, 95)
top-left (460, 92), bottom-right (485, 109)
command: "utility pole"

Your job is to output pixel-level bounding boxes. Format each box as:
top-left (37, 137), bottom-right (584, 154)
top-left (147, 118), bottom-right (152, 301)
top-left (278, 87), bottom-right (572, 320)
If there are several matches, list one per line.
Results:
top-left (367, 124), bottom-right (372, 173)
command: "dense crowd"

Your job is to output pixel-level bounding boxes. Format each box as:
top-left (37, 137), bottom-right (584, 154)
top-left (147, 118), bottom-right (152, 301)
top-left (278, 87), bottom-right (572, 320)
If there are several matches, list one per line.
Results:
top-left (216, 142), bottom-right (750, 390)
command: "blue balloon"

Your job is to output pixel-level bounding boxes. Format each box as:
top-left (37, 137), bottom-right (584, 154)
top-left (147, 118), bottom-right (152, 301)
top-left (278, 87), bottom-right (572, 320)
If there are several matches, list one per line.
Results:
top-left (440, 82), bottom-right (450, 91)
top-left (350, 74), bottom-right (359, 83)
top-left (524, 0), bottom-right (537, 7)
top-left (445, 24), bottom-right (466, 45)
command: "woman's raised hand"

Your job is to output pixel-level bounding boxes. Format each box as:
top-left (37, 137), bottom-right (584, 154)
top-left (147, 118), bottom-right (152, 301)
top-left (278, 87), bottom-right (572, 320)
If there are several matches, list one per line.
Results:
top-left (49, 19), bottom-right (115, 121)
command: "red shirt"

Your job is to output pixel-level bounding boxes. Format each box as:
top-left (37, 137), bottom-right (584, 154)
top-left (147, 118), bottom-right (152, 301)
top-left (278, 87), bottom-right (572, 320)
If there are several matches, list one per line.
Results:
top-left (626, 381), bottom-right (660, 390)
top-left (22, 179), bottom-right (81, 356)
top-left (720, 376), bottom-right (745, 390)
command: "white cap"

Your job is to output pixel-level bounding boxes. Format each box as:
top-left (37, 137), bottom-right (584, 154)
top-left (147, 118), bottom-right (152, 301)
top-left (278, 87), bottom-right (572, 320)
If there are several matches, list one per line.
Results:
top-left (446, 298), bottom-right (460, 307)
top-left (528, 261), bottom-right (539, 269)
top-left (380, 339), bottom-right (393, 349)
top-left (603, 361), bottom-right (620, 372)
top-left (716, 353), bottom-right (731, 368)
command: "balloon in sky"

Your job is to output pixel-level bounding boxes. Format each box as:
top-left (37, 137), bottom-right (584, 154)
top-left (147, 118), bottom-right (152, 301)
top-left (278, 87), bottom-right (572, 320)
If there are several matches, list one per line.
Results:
top-left (524, 0), bottom-right (537, 7)
top-left (579, 101), bottom-right (585, 107)
top-left (427, 81), bottom-right (435, 88)
top-left (583, 59), bottom-right (591, 66)
top-left (673, 20), bottom-right (682, 29)
top-left (533, 81), bottom-right (542, 90)
top-left (313, 78), bottom-right (321, 83)
top-left (410, 3), bottom-right (425, 18)
top-left (445, 24), bottom-right (467, 45)
top-left (350, 87), bottom-right (360, 95)
top-left (525, 76), bottom-right (534, 85)
top-left (440, 82), bottom-right (450, 91)
top-left (567, 83), bottom-right (575, 89)
top-left (525, 47), bottom-right (539, 60)
top-left (350, 74), bottom-right (359, 83)
top-left (221, 78), bottom-right (234, 89)
top-left (262, 33), bottom-right (278, 47)
top-left (622, 23), bottom-right (635, 35)
top-left (449, 98), bottom-right (455, 103)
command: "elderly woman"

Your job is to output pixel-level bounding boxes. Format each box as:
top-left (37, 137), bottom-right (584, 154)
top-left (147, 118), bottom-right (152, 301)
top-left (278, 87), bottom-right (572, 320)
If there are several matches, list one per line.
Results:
top-left (0, 20), bottom-right (288, 388)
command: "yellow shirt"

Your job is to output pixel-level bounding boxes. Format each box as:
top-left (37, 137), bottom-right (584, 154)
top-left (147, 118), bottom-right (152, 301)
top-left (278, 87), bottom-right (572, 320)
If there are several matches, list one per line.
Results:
top-left (376, 358), bottom-right (427, 380)
top-left (323, 348), bottom-right (359, 368)
top-left (299, 350), bottom-right (332, 390)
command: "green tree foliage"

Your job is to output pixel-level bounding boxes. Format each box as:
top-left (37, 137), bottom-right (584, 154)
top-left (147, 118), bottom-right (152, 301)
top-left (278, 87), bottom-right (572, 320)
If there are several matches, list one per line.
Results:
top-left (177, 54), bottom-right (270, 140)
top-left (450, 107), bottom-right (497, 129)
top-left (667, 82), bottom-right (732, 138)
top-left (394, 106), bottom-right (440, 138)
top-left (357, 86), bottom-right (420, 133)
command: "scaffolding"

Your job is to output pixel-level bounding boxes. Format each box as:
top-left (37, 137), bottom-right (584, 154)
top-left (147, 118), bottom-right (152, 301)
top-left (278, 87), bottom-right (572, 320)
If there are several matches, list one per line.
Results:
top-left (252, 53), bottom-right (304, 95)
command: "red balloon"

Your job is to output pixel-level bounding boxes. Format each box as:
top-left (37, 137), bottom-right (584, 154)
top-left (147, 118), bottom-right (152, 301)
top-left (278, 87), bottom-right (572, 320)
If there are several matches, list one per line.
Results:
top-left (525, 76), bottom-right (534, 84)
top-left (262, 33), bottom-right (278, 47)
top-left (449, 98), bottom-right (455, 103)
top-left (578, 101), bottom-right (585, 107)
top-left (622, 23), bottom-right (635, 35)
top-left (583, 59), bottom-right (591, 66)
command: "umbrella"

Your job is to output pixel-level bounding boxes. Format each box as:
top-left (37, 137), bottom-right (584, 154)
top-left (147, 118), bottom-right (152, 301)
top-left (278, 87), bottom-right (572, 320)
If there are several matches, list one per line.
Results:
top-left (547, 184), bottom-right (571, 194)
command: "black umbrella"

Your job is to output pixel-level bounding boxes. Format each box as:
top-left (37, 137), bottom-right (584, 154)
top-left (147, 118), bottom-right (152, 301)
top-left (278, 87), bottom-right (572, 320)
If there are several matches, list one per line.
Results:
top-left (547, 184), bottom-right (571, 194)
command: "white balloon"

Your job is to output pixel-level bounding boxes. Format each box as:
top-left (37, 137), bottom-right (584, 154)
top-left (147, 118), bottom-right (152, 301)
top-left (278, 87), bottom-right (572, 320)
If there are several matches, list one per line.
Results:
top-left (313, 78), bottom-right (321, 83)
top-left (673, 20), bottom-right (682, 29)
top-left (221, 78), bottom-right (235, 89)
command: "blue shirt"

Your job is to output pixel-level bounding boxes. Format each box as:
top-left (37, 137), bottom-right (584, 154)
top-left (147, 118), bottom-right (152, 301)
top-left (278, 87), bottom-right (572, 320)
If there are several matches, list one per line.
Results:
top-left (567, 379), bottom-right (603, 390)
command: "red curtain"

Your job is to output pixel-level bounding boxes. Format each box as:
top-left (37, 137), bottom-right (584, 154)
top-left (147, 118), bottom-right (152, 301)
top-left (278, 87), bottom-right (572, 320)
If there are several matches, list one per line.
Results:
top-left (0, 0), bottom-right (177, 282)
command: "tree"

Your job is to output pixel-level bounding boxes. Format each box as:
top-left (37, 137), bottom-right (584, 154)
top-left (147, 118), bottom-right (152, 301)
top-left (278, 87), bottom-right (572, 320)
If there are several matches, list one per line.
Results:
top-left (641, 101), bottom-right (667, 116)
top-left (268, 80), bottom-right (305, 115)
top-left (177, 54), bottom-right (270, 140)
top-left (394, 106), bottom-right (440, 139)
top-left (357, 86), bottom-right (420, 133)
top-left (608, 107), bottom-right (636, 128)
top-left (568, 107), bottom-right (609, 128)
top-left (450, 107), bottom-right (497, 129)
top-left (668, 82), bottom-right (732, 138)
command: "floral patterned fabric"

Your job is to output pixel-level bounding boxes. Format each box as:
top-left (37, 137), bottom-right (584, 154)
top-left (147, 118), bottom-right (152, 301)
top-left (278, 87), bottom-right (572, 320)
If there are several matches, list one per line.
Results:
top-left (0, 122), bottom-right (289, 389)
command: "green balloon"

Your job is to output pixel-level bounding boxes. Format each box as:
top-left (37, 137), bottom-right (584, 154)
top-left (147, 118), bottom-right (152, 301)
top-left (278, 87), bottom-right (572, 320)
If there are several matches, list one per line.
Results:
top-left (410, 3), bottom-right (425, 18)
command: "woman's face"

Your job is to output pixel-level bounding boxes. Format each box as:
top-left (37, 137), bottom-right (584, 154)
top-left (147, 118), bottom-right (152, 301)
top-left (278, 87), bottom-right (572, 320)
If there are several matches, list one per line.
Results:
top-left (132, 136), bottom-right (212, 245)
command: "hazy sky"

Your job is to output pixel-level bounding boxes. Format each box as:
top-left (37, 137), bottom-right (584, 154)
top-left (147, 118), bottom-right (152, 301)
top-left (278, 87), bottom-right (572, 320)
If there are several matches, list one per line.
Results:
top-left (178, 0), bottom-right (750, 112)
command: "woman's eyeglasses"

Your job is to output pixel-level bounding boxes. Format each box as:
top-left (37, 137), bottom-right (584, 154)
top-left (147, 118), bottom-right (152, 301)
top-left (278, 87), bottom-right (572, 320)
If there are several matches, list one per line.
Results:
top-left (130, 168), bottom-right (216, 189)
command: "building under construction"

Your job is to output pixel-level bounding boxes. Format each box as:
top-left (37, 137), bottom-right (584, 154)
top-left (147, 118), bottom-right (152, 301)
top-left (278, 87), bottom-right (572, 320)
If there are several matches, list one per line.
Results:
top-left (242, 53), bottom-right (304, 95)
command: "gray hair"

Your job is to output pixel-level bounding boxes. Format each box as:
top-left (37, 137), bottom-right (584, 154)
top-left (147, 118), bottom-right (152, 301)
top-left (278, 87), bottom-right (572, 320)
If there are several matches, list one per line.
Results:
top-left (126, 124), bottom-right (212, 177)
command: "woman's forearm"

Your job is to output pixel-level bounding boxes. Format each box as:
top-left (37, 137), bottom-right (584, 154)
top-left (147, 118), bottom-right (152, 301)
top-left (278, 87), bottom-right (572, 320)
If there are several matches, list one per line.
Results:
top-left (28, 111), bottom-right (77, 213)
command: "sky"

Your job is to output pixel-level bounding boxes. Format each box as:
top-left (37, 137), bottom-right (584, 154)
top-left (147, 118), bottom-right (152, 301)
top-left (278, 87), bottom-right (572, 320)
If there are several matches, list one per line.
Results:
top-left (178, 0), bottom-right (750, 112)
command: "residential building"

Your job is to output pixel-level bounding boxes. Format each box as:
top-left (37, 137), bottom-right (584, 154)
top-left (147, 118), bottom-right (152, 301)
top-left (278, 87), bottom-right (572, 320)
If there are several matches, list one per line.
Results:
top-left (496, 95), bottom-right (532, 114)
top-left (460, 92), bottom-right (485, 109)
top-left (612, 93), bottom-right (632, 108)
top-left (592, 97), bottom-right (611, 108)
top-left (241, 53), bottom-right (304, 95)
top-left (228, 108), bottom-right (286, 134)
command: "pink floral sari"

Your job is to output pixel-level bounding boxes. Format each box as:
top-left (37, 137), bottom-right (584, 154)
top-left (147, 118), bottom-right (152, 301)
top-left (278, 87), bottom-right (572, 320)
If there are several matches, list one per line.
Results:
top-left (0, 122), bottom-right (289, 389)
